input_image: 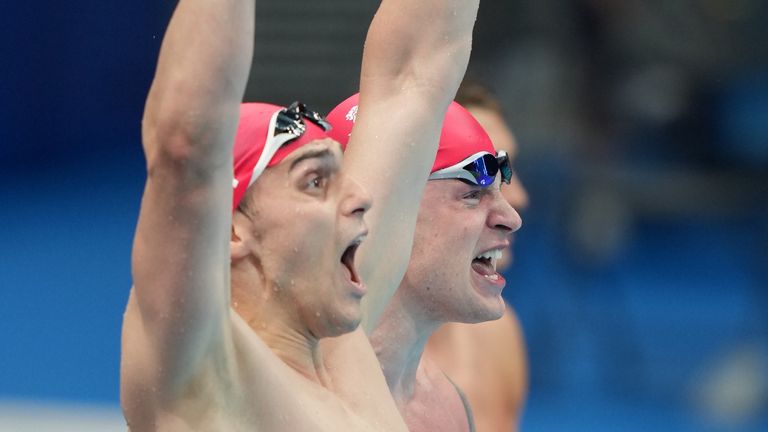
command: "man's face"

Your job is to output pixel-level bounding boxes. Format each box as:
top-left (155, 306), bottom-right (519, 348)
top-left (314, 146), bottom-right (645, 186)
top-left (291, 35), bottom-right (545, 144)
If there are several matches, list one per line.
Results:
top-left (233, 139), bottom-right (371, 338)
top-left (466, 106), bottom-right (529, 270)
top-left (403, 176), bottom-right (522, 324)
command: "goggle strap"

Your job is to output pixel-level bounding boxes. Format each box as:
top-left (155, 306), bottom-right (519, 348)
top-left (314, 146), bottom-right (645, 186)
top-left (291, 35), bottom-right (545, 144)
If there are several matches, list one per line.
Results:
top-left (247, 109), bottom-right (298, 189)
top-left (428, 169), bottom-right (481, 184)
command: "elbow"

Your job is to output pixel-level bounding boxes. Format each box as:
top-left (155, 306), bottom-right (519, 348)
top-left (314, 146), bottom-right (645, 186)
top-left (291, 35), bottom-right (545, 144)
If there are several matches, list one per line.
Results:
top-left (142, 107), bottom-right (231, 178)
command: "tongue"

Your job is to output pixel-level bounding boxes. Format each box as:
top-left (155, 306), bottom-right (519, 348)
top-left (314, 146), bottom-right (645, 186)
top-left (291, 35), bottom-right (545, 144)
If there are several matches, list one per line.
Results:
top-left (471, 260), bottom-right (496, 277)
top-left (342, 262), bottom-right (354, 281)
top-left (341, 247), bottom-right (358, 283)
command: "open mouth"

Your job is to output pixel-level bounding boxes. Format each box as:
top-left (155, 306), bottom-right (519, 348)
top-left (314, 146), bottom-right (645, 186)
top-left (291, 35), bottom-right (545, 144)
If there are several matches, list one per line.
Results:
top-left (471, 249), bottom-right (502, 282)
top-left (341, 238), bottom-right (363, 284)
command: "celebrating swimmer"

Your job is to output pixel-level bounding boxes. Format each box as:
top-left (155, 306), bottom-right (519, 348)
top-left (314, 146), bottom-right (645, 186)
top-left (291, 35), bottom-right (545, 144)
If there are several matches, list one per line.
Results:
top-left (325, 91), bottom-right (521, 431)
top-left (120, 0), bottom-right (480, 430)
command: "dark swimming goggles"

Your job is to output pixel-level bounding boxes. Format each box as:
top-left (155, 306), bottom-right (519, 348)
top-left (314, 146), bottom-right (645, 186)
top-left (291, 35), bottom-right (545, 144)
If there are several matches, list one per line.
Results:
top-left (274, 101), bottom-right (332, 137)
top-left (244, 102), bottom-right (333, 185)
top-left (428, 151), bottom-right (512, 187)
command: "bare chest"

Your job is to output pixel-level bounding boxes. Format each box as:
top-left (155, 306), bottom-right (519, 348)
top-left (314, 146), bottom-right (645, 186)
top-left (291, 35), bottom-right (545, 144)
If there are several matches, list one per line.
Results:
top-left (129, 321), bottom-right (397, 432)
top-left (143, 359), bottom-right (385, 432)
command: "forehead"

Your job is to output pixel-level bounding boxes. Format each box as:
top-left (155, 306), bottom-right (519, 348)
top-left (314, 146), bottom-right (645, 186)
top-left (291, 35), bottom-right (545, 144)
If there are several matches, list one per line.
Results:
top-left (251, 139), bottom-right (342, 192)
top-left (276, 138), bottom-right (343, 169)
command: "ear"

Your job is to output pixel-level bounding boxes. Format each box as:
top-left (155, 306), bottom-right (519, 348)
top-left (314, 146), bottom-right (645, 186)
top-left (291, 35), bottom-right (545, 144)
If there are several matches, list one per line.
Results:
top-left (230, 213), bottom-right (252, 261)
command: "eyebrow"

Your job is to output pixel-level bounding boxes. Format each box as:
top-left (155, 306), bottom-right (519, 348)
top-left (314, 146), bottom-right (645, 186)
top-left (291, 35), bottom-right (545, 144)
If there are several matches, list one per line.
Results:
top-left (288, 148), bottom-right (335, 171)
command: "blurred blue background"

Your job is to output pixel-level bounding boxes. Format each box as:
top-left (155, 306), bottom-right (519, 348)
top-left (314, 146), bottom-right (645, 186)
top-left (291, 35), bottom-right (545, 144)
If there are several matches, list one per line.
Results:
top-left (1, 0), bottom-right (766, 430)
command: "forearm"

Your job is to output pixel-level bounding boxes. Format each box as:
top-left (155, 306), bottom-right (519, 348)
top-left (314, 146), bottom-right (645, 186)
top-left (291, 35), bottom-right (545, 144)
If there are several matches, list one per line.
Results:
top-left (359, 0), bottom-right (479, 103)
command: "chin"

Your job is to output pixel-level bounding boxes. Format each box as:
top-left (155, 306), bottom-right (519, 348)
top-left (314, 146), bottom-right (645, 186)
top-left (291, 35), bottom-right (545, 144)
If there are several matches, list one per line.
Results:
top-left (460, 295), bottom-right (506, 324)
top-left (326, 307), bottom-right (362, 337)
top-left (326, 318), bottom-right (360, 337)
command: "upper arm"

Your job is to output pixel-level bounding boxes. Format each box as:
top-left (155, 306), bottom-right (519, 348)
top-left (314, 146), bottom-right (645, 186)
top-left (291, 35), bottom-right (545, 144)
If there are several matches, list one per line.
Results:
top-left (129, 130), bottom-right (233, 386)
top-left (346, 0), bottom-right (481, 332)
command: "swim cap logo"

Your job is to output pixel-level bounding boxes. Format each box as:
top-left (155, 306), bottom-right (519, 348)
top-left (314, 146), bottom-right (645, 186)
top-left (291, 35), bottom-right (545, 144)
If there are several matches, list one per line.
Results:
top-left (346, 105), bottom-right (358, 122)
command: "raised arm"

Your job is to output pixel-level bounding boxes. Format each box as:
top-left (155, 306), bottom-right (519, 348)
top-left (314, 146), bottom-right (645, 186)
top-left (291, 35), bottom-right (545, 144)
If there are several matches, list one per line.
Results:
top-left (346, 0), bottom-right (480, 332)
top-left (123, 0), bottom-right (254, 408)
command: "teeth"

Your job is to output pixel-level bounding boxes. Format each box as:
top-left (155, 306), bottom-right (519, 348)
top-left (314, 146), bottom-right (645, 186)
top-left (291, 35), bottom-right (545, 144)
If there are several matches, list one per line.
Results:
top-left (484, 274), bottom-right (499, 281)
top-left (474, 249), bottom-right (503, 271)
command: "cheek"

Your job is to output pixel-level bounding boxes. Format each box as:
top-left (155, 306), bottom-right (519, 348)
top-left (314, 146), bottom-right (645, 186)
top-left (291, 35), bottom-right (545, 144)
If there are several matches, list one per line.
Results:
top-left (415, 209), bottom-right (478, 254)
top-left (291, 217), bottom-right (333, 261)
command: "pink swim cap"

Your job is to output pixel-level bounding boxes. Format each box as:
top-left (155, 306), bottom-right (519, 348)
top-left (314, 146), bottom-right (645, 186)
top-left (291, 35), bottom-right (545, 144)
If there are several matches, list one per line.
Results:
top-left (325, 94), bottom-right (495, 173)
top-left (232, 102), bottom-right (332, 211)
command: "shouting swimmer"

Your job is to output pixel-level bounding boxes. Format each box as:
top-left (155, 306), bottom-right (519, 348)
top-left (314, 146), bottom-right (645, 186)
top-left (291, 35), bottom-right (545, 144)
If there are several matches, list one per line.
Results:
top-left (326, 92), bottom-right (521, 432)
top-left (425, 81), bottom-right (531, 432)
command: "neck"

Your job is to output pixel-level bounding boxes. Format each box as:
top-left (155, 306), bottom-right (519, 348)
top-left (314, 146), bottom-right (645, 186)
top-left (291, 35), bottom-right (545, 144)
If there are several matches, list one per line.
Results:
top-left (231, 266), bottom-right (329, 385)
top-left (370, 288), bottom-right (442, 405)
top-left (424, 321), bottom-right (461, 359)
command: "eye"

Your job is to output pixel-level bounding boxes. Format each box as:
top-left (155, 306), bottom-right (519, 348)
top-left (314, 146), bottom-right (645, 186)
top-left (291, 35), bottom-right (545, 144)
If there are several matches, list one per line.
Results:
top-left (463, 189), bottom-right (482, 199)
top-left (462, 189), bottom-right (483, 204)
top-left (306, 173), bottom-right (327, 190)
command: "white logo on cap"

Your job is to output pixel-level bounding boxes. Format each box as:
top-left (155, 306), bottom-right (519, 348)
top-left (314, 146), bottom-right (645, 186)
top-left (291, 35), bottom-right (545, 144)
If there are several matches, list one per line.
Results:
top-left (346, 105), bottom-right (358, 122)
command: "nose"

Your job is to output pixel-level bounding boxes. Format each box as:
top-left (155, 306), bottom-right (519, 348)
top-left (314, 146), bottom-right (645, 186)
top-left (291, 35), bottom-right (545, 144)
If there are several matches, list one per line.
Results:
top-left (340, 173), bottom-right (373, 217)
top-left (488, 190), bottom-right (522, 235)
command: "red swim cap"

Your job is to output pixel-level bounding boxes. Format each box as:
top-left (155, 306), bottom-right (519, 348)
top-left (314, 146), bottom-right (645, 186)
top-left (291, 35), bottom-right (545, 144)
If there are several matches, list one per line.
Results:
top-left (326, 94), bottom-right (495, 173)
top-left (232, 102), bottom-right (332, 211)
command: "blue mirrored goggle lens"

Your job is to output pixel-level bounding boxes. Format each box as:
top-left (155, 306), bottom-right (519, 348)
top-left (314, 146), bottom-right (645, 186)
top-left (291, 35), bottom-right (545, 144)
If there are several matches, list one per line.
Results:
top-left (463, 154), bottom-right (500, 186)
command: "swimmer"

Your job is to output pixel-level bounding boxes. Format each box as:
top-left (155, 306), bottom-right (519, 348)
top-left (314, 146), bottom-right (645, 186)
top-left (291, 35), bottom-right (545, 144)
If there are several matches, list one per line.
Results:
top-left (424, 81), bottom-right (531, 432)
top-left (326, 89), bottom-right (522, 432)
top-left (120, 0), bottom-right (479, 430)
